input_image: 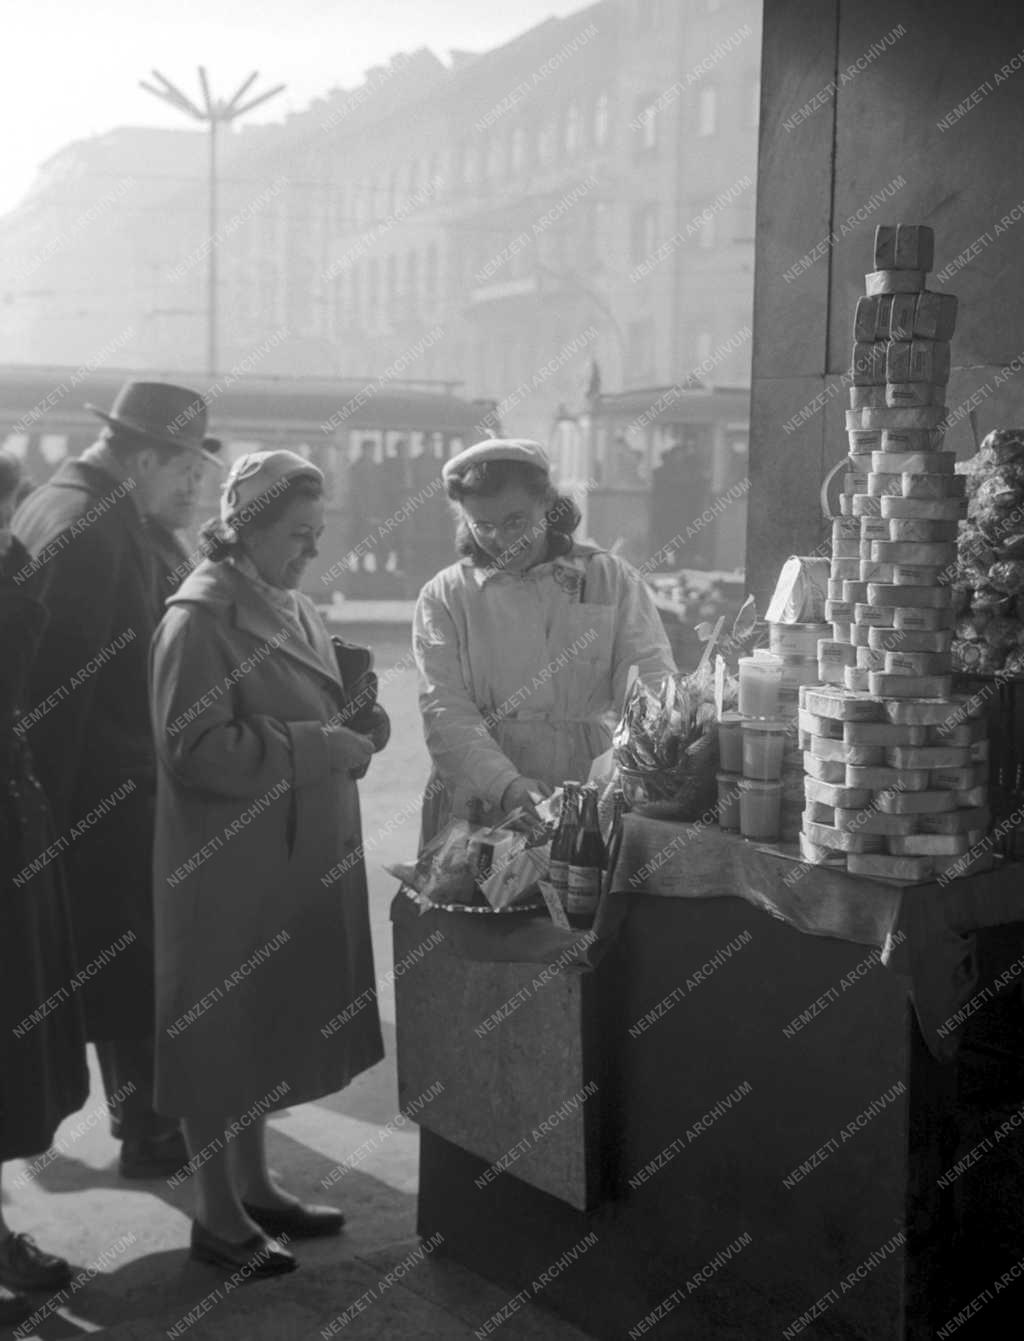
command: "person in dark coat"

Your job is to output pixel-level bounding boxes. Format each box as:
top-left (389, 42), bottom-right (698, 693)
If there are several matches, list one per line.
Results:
top-left (0, 451), bottom-right (89, 1327)
top-left (143, 435), bottom-right (220, 604)
top-left (12, 381), bottom-right (221, 1180)
top-left (149, 450), bottom-right (387, 1278)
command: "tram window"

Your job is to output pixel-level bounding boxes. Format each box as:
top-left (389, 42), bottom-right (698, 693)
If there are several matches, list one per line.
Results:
top-left (0, 433), bottom-right (29, 459)
top-left (225, 441), bottom-right (265, 466)
top-left (39, 434), bottom-right (70, 466)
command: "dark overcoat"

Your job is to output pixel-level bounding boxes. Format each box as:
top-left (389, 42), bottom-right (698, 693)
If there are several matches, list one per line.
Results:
top-left (0, 538), bottom-right (89, 1158)
top-left (149, 559), bottom-right (384, 1118)
top-left (13, 457), bottom-right (161, 1038)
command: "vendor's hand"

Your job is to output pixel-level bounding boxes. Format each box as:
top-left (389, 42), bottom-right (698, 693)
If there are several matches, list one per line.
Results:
top-left (500, 776), bottom-right (552, 817)
top-left (326, 725), bottom-right (374, 774)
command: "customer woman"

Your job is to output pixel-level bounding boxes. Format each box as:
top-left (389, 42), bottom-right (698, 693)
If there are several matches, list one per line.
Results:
top-left (150, 450), bottom-right (387, 1277)
top-left (0, 452), bottom-right (88, 1327)
top-left (413, 438), bottom-right (675, 841)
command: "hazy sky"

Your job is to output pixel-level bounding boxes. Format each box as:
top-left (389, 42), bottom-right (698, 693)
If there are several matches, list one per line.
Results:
top-left (2, 0), bottom-right (586, 215)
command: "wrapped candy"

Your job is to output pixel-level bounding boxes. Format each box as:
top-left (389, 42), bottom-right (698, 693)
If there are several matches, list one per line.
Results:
top-left (988, 560), bottom-right (1024, 596)
top-left (981, 428), bottom-right (1024, 465)
top-left (983, 614), bottom-right (1020, 650)
top-left (953, 429), bottom-right (1024, 676)
top-left (956, 612), bottom-right (990, 641)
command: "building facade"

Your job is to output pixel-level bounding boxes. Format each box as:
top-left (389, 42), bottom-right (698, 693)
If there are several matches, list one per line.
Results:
top-left (0, 0), bottom-right (760, 570)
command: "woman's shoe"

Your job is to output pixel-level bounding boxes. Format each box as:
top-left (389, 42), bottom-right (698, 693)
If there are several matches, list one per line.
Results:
top-left (0, 1232), bottom-right (72, 1291)
top-left (242, 1200), bottom-right (346, 1238)
top-left (189, 1221), bottom-right (297, 1277)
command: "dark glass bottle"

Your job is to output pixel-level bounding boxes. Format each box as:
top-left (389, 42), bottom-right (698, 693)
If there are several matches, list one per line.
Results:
top-left (607, 786), bottom-right (627, 850)
top-left (568, 784), bottom-right (607, 925)
top-left (549, 782), bottom-right (580, 910)
top-left (601, 786), bottom-right (627, 903)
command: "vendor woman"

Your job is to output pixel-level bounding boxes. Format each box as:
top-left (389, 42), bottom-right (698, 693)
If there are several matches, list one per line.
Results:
top-left (413, 438), bottom-right (676, 840)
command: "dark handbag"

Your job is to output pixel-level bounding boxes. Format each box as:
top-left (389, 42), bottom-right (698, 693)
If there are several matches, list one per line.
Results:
top-left (330, 636), bottom-right (391, 754)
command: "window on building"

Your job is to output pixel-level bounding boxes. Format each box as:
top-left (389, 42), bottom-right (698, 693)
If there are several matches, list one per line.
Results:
top-left (698, 210), bottom-right (716, 248)
top-left (486, 135), bottom-right (503, 179)
top-left (366, 257), bottom-right (380, 314)
top-left (462, 143), bottom-right (478, 186)
top-left (407, 160), bottom-right (419, 201)
top-left (537, 121), bottom-right (556, 166)
top-left (565, 102), bottom-right (583, 153)
top-left (630, 204), bottom-right (659, 265)
top-left (425, 242), bottom-right (439, 300)
top-left (349, 263), bottom-right (361, 316)
top-left (427, 151), bottom-right (442, 191)
top-left (387, 170), bottom-right (398, 216)
top-left (405, 250), bottom-right (419, 312)
top-left (698, 87), bottom-right (717, 136)
top-left (627, 318), bottom-right (656, 383)
top-left (594, 92), bottom-right (610, 148)
top-left (386, 253), bottom-right (399, 306)
top-left (634, 95), bottom-right (658, 154)
top-left (634, 0), bottom-right (661, 30)
top-left (734, 199), bottom-right (756, 243)
top-left (696, 330), bottom-right (713, 366)
top-left (510, 126), bottom-right (527, 173)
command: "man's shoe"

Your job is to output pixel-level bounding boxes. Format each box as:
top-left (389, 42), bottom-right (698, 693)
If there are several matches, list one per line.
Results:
top-left (119, 1130), bottom-right (189, 1180)
top-left (189, 1222), bottom-right (297, 1277)
top-left (242, 1201), bottom-right (346, 1238)
top-left (0, 1232), bottom-right (72, 1292)
top-left (0, 1283), bottom-right (32, 1326)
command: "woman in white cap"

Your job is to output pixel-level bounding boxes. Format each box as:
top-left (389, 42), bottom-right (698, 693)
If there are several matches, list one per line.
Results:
top-left (414, 438), bottom-right (675, 839)
top-left (149, 450), bottom-right (387, 1278)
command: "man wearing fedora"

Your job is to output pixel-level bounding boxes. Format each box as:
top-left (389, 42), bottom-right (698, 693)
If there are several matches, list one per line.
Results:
top-left (14, 380), bottom-right (221, 1180)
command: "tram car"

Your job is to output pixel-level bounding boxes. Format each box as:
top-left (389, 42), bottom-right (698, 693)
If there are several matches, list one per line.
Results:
top-left (0, 364), bottom-right (496, 599)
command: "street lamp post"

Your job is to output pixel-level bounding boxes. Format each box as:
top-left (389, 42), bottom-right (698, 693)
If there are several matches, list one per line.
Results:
top-left (139, 68), bottom-right (285, 376)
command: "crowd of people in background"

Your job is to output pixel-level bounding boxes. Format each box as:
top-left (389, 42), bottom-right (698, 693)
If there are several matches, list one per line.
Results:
top-left (341, 437), bottom-right (454, 590)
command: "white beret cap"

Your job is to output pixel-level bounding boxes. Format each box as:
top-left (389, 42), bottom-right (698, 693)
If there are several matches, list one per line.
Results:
top-left (220, 449), bottom-right (324, 525)
top-left (442, 437), bottom-right (551, 483)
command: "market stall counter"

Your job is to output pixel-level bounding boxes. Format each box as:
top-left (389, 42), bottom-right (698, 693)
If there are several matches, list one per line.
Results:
top-left (390, 819), bottom-right (1024, 1341)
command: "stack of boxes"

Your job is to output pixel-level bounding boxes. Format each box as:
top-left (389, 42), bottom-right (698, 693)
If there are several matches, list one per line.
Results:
top-left (797, 224), bottom-right (992, 881)
top-left (769, 623), bottom-right (829, 840)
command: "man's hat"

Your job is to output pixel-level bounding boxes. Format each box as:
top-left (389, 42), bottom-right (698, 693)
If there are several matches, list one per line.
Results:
top-left (85, 380), bottom-right (222, 466)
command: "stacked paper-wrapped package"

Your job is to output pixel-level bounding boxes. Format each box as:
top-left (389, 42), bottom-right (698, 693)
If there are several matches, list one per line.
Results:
top-left (799, 224), bottom-right (992, 882)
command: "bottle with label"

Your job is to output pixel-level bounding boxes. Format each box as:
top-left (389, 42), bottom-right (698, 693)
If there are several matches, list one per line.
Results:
top-left (548, 782), bottom-right (580, 910)
top-left (568, 784), bottom-right (607, 925)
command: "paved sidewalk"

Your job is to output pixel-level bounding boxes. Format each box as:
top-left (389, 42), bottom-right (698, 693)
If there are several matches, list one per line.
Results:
top-left (1, 648), bottom-right (593, 1340)
top-left (1, 1051), bottom-right (593, 1340)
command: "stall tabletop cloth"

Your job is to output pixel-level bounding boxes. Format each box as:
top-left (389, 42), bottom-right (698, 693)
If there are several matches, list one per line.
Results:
top-left (390, 816), bottom-right (1024, 1062)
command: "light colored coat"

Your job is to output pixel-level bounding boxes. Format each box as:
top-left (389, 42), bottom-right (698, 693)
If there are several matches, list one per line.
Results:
top-left (149, 559), bottom-right (383, 1118)
top-left (413, 544), bottom-right (675, 839)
